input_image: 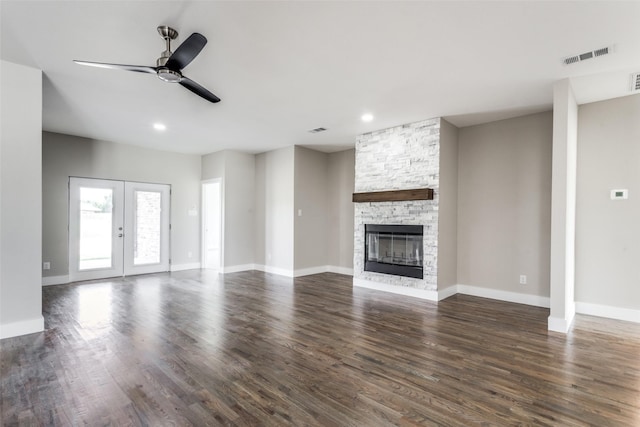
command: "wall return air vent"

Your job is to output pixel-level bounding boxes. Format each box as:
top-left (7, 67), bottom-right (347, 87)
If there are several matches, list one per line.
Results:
top-left (631, 72), bottom-right (640, 92)
top-left (563, 46), bottom-right (612, 65)
top-left (308, 127), bottom-right (327, 134)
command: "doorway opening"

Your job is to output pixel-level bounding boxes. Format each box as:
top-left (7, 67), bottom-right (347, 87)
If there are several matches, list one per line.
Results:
top-left (202, 179), bottom-right (222, 270)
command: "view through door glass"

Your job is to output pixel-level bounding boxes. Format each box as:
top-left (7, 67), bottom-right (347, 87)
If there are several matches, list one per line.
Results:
top-left (79, 187), bottom-right (114, 270)
top-left (134, 190), bottom-right (162, 265)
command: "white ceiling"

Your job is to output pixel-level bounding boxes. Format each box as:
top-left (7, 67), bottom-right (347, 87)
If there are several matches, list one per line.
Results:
top-left (2, 1), bottom-right (639, 155)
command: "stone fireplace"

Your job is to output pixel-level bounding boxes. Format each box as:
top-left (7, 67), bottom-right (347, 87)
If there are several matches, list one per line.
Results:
top-left (353, 117), bottom-right (458, 299)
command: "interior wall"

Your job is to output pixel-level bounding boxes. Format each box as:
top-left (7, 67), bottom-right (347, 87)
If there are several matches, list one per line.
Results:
top-left (293, 147), bottom-right (329, 271)
top-left (254, 154), bottom-right (266, 267)
top-left (457, 111), bottom-right (553, 298)
top-left (437, 119), bottom-right (458, 289)
top-left (327, 149), bottom-right (355, 272)
top-left (254, 146), bottom-right (295, 273)
top-left (0, 60), bottom-right (44, 339)
top-left (576, 94), bottom-right (640, 312)
top-left (42, 132), bottom-right (202, 276)
top-left (201, 150), bottom-right (226, 181)
top-left (222, 151), bottom-right (255, 268)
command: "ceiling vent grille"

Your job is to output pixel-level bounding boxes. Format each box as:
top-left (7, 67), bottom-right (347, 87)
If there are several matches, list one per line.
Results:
top-left (563, 46), bottom-right (612, 65)
top-left (632, 73), bottom-right (640, 92)
top-left (593, 46), bottom-right (610, 57)
top-left (308, 127), bottom-right (327, 134)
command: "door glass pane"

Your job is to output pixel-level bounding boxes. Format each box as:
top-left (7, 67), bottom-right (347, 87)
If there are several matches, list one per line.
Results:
top-left (134, 191), bottom-right (161, 265)
top-left (79, 187), bottom-right (113, 270)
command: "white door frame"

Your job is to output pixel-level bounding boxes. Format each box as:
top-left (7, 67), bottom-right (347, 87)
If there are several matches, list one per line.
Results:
top-left (123, 181), bottom-right (171, 276)
top-left (201, 178), bottom-right (224, 270)
top-left (69, 177), bottom-right (125, 282)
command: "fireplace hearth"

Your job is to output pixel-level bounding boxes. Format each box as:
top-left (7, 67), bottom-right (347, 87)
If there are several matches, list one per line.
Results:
top-left (364, 224), bottom-right (424, 279)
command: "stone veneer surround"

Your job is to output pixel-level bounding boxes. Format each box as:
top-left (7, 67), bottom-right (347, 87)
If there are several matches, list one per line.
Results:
top-left (354, 118), bottom-right (440, 291)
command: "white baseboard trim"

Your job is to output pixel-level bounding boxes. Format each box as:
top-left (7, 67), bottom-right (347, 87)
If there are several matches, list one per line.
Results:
top-left (456, 284), bottom-right (550, 308)
top-left (42, 275), bottom-right (69, 286)
top-left (220, 264), bottom-right (354, 278)
top-left (327, 265), bottom-right (354, 276)
top-left (548, 314), bottom-right (575, 333)
top-left (293, 265), bottom-right (354, 277)
top-left (293, 266), bottom-right (328, 277)
top-left (437, 285), bottom-right (458, 301)
top-left (352, 280), bottom-right (550, 308)
top-left (170, 263), bottom-right (201, 272)
top-left (253, 264), bottom-right (295, 277)
top-left (353, 278), bottom-right (439, 301)
top-left (223, 264), bottom-right (256, 274)
top-left (576, 301), bottom-right (640, 323)
top-left (0, 316), bottom-right (45, 340)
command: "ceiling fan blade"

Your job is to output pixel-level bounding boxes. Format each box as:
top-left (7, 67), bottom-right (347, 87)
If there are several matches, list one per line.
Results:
top-left (166, 33), bottom-right (207, 71)
top-left (180, 76), bottom-right (221, 103)
top-left (74, 60), bottom-right (157, 74)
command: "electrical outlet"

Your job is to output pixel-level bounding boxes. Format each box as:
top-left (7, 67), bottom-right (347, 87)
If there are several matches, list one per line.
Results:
top-left (519, 275), bottom-right (527, 285)
top-left (43, 262), bottom-right (51, 270)
top-left (188, 251), bottom-right (193, 259)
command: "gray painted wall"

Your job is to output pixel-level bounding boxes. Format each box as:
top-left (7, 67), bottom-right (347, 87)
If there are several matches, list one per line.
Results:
top-left (294, 147), bottom-right (329, 271)
top-left (254, 154), bottom-right (266, 267)
top-left (222, 151), bottom-right (255, 268)
top-left (42, 132), bottom-right (202, 276)
top-left (240, 146), bottom-right (355, 273)
top-left (0, 60), bottom-right (43, 338)
top-left (327, 149), bottom-right (355, 271)
top-left (201, 150), bottom-right (225, 181)
top-left (457, 112), bottom-right (553, 297)
top-left (576, 94), bottom-right (640, 310)
top-left (438, 119), bottom-right (458, 289)
top-left (254, 147), bottom-right (295, 272)
top-left (203, 150), bottom-right (257, 269)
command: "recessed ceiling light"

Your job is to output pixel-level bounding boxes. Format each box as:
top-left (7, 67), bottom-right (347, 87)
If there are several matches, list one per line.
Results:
top-left (361, 113), bottom-right (374, 122)
top-left (153, 123), bottom-right (167, 131)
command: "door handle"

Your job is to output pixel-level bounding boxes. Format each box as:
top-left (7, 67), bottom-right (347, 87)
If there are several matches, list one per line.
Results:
top-left (118, 233), bottom-right (123, 238)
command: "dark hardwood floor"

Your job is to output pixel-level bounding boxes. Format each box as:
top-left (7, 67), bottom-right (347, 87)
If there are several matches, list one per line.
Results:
top-left (1, 270), bottom-right (639, 426)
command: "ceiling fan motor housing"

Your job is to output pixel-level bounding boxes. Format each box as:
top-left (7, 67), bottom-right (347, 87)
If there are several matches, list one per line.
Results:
top-left (157, 67), bottom-right (182, 83)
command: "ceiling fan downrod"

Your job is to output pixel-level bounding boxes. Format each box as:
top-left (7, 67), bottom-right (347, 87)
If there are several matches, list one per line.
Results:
top-left (156, 26), bottom-right (181, 82)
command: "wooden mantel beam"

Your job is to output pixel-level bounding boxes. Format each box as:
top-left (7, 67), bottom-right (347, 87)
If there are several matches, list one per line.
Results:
top-left (352, 188), bottom-right (434, 203)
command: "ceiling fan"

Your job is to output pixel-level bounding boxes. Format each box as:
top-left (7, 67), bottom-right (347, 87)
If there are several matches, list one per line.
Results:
top-left (74, 26), bottom-right (221, 103)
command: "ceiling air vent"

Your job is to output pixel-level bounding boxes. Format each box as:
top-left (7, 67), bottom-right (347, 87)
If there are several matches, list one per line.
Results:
top-left (632, 73), bottom-right (640, 92)
top-left (593, 46), bottom-right (610, 57)
top-left (563, 46), bottom-right (612, 65)
top-left (308, 127), bottom-right (327, 133)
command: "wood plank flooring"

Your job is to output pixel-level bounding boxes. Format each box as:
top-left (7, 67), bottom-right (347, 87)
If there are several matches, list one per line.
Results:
top-left (1, 270), bottom-right (639, 426)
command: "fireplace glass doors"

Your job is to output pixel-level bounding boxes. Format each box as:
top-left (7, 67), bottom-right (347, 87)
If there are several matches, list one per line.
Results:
top-left (364, 224), bottom-right (423, 279)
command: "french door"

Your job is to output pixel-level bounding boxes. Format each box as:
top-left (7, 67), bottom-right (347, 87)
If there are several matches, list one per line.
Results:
top-left (69, 177), bottom-right (170, 282)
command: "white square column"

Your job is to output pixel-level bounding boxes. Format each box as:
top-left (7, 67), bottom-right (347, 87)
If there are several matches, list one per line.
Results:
top-left (548, 79), bottom-right (577, 333)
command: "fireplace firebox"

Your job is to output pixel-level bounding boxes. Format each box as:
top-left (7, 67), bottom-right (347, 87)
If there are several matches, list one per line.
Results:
top-left (364, 224), bottom-right (423, 279)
